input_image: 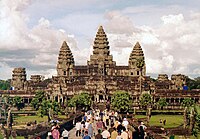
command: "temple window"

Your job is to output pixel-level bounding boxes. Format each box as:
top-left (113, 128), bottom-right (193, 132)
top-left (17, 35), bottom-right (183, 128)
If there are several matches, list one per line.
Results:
top-left (63, 71), bottom-right (66, 75)
top-left (137, 71), bottom-right (139, 75)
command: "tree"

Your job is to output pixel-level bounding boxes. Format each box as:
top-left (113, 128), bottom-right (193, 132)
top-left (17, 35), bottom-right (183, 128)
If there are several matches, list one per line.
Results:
top-left (136, 57), bottom-right (145, 94)
top-left (13, 96), bottom-right (24, 110)
top-left (139, 93), bottom-right (152, 109)
top-left (68, 92), bottom-right (91, 110)
top-left (139, 93), bottom-right (153, 124)
top-left (193, 105), bottom-right (200, 138)
top-left (52, 101), bottom-right (59, 115)
top-left (186, 77), bottom-right (200, 90)
top-left (31, 90), bottom-right (45, 110)
top-left (3, 95), bottom-right (13, 108)
top-left (157, 98), bottom-right (168, 109)
top-left (0, 80), bottom-right (11, 90)
top-left (38, 99), bottom-right (52, 121)
top-left (181, 98), bottom-right (195, 129)
top-left (181, 98), bottom-right (195, 108)
top-left (111, 91), bottom-right (132, 113)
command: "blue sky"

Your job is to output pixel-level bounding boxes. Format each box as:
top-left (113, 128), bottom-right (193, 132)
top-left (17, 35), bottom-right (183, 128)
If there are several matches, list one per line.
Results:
top-left (0, 0), bottom-right (200, 79)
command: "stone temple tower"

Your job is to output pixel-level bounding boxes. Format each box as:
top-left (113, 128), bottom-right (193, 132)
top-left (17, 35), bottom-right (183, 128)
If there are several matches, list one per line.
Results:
top-left (129, 42), bottom-right (146, 76)
top-left (11, 67), bottom-right (27, 90)
top-left (57, 41), bottom-right (74, 76)
top-left (87, 26), bottom-right (116, 75)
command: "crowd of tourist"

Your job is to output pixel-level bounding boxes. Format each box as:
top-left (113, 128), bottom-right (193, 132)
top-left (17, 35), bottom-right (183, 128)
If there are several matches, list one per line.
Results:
top-left (46, 108), bottom-right (152, 139)
top-left (78, 109), bottom-right (150, 139)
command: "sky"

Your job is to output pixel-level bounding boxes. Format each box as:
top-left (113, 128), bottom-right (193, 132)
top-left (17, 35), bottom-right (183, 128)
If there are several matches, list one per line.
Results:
top-left (0, 0), bottom-right (200, 80)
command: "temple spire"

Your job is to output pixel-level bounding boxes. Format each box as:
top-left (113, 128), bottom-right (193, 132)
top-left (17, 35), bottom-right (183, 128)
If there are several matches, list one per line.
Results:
top-left (129, 42), bottom-right (146, 76)
top-left (88, 26), bottom-right (116, 75)
top-left (57, 41), bottom-right (74, 76)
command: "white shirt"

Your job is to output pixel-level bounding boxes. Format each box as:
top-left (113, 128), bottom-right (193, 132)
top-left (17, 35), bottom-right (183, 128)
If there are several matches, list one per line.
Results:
top-left (75, 122), bottom-right (82, 130)
top-left (101, 130), bottom-right (110, 138)
top-left (122, 120), bottom-right (129, 127)
top-left (62, 130), bottom-right (69, 137)
top-left (85, 122), bottom-right (90, 129)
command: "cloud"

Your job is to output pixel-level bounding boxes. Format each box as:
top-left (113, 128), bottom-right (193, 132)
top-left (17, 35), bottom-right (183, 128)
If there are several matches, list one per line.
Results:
top-left (0, 0), bottom-right (78, 79)
top-left (103, 11), bottom-right (200, 77)
top-left (0, 0), bottom-right (199, 80)
top-left (104, 11), bottom-right (138, 35)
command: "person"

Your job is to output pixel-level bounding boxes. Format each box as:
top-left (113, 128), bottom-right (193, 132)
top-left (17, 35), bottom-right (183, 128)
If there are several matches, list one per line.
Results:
top-left (111, 127), bottom-right (118, 139)
top-left (159, 119), bottom-right (163, 124)
top-left (75, 121), bottom-right (82, 137)
top-left (62, 128), bottom-right (69, 139)
top-left (138, 122), bottom-right (147, 131)
top-left (108, 123), bottom-right (115, 134)
top-left (101, 126), bottom-right (110, 139)
top-left (88, 122), bottom-right (93, 137)
top-left (96, 119), bottom-right (103, 131)
top-left (84, 114), bottom-right (87, 122)
top-left (85, 119), bottom-right (90, 130)
top-left (83, 131), bottom-right (91, 139)
top-left (138, 122), bottom-right (146, 139)
top-left (122, 118), bottom-right (129, 131)
top-left (81, 125), bottom-right (86, 137)
top-left (163, 119), bottom-right (166, 125)
top-left (116, 131), bottom-right (122, 139)
top-left (51, 122), bottom-right (60, 131)
top-left (51, 126), bottom-right (60, 139)
top-left (95, 129), bottom-right (103, 139)
top-left (117, 121), bottom-right (125, 133)
top-left (121, 127), bottom-right (128, 139)
top-left (132, 126), bottom-right (139, 139)
top-left (47, 131), bottom-right (53, 139)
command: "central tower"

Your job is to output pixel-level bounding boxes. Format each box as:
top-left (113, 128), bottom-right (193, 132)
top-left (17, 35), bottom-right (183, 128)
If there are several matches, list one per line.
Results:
top-left (87, 26), bottom-right (116, 76)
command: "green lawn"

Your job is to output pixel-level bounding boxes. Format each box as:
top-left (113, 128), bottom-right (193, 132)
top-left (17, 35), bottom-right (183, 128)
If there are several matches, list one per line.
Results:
top-left (135, 115), bottom-right (147, 119)
top-left (149, 115), bottom-right (183, 128)
top-left (135, 114), bottom-right (183, 128)
top-left (175, 134), bottom-right (200, 139)
top-left (14, 115), bottom-right (48, 125)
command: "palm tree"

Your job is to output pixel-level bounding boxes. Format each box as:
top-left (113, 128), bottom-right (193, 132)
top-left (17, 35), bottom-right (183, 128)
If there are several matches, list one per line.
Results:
top-left (136, 57), bottom-right (145, 94)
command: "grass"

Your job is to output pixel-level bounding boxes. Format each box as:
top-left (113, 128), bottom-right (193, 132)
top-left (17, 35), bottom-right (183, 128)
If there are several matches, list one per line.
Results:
top-left (58, 115), bottom-right (68, 119)
top-left (174, 134), bottom-right (200, 139)
top-left (135, 114), bottom-right (183, 128)
top-left (14, 115), bottom-right (48, 125)
top-left (149, 115), bottom-right (183, 128)
top-left (135, 115), bottom-right (147, 119)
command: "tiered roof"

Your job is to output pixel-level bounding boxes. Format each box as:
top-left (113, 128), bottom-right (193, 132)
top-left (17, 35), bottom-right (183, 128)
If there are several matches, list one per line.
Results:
top-left (88, 26), bottom-right (116, 66)
top-left (129, 42), bottom-right (144, 62)
top-left (57, 41), bottom-right (74, 65)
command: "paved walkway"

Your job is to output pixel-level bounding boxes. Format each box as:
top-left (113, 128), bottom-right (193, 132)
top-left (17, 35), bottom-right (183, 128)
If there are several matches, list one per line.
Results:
top-left (68, 126), bottom-right (97, 139)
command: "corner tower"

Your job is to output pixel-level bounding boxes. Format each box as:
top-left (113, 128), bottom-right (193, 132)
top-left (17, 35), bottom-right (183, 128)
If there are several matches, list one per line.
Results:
top-left (88, 26), bottom-right (116, 75)
top-left (57, 41), bottom-right (74, 76)
top-left (129, 42), bottom-right (146, 76)
top-left (11, 67), bottom-right (27, 90)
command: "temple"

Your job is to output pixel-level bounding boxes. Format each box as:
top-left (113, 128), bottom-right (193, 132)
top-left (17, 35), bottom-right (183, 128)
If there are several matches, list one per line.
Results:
top-left (3, 26), bottom-right (200, 109)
